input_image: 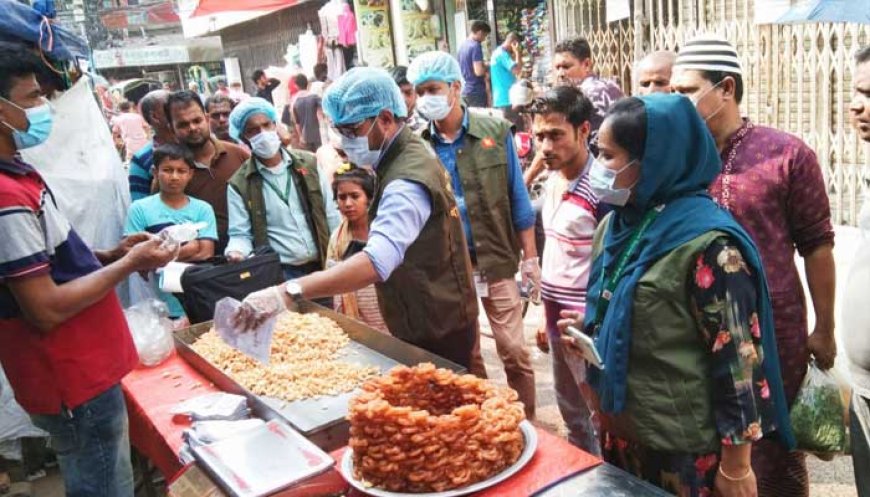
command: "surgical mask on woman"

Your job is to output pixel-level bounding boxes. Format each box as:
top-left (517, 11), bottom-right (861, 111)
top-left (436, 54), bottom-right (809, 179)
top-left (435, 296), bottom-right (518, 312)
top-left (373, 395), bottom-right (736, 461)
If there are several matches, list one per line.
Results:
top-left (0, 97), bottom-right (54, 150)
top-left (416, 92), bottom-right (455, 121)
top-left (341, 120), bottom-right (381, 167)
top-left (589, 158), bottom-right (638, 207)
top-left (249, 130), bottom-right (282, 158)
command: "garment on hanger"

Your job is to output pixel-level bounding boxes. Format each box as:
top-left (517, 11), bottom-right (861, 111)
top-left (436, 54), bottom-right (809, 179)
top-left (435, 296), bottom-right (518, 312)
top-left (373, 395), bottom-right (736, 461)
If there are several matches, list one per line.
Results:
top-left (318, 0), bottom-right (343, 43)
top-left (299, 29), bottom-right (319, 77)
top-left (338, 3), bottom-right (357, 47)
top-left (326, 45), bottom-right (346, 81)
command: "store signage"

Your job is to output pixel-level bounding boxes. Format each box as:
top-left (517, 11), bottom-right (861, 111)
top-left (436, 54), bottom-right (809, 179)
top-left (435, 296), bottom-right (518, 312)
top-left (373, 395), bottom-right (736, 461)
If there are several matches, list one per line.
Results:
top-left (93, 45), bottom-right (192, 68)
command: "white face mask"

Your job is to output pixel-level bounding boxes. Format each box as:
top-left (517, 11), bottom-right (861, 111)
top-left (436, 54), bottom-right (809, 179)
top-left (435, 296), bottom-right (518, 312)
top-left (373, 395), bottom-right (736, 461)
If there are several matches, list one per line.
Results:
top-left (417, 92), bottom-right (454, 121)
top-left (340, 120), bottom-right (381, 167)
top-left (690, 80), bottom-right (725, 122)
top-left (588, 158), bottom-right (638, 206)
top-left (249, 129), bottom-right (282, 159)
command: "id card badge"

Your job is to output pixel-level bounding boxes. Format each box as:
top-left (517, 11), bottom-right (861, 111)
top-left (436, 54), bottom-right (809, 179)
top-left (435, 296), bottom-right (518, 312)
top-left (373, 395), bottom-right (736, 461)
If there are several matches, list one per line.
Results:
top-left (565, 326), bottom-right (604, 370)
top-left (473, 271), bottom-right (489, 298)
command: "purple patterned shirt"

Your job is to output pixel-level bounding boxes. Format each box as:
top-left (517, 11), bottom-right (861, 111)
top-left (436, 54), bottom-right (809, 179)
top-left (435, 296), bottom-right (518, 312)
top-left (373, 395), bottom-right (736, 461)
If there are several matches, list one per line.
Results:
top-left (709, 119), bottom-right (835, 401)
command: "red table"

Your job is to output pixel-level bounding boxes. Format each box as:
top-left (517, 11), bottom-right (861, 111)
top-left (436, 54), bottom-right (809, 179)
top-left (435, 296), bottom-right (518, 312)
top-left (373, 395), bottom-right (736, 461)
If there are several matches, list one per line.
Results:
top-left (122, 354), bottom-right (601, 496)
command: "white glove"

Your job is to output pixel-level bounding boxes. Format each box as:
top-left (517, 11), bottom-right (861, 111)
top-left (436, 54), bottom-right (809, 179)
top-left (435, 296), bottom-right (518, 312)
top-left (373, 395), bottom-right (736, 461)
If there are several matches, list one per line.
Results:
top-left (231, 286), bottom-right (288, 332)
top-left (520, 256), bottom-right (542, 304)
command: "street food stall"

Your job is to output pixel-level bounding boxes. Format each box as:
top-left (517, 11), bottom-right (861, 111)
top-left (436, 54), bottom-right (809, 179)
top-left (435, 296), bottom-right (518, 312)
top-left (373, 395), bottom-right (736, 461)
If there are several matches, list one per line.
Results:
top-left (121, 297), bottom-right (673, 496)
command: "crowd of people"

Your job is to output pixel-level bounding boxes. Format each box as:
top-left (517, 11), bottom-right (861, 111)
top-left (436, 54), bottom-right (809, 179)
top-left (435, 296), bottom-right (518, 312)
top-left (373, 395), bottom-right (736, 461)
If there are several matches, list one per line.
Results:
top-left (0, 23), bottom-right (868, 497)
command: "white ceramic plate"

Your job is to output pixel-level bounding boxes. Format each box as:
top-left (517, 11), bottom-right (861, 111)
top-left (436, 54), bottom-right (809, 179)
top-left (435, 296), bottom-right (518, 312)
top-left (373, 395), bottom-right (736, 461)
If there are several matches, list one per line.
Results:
top-left (341, 420), bottom-right (538, 497)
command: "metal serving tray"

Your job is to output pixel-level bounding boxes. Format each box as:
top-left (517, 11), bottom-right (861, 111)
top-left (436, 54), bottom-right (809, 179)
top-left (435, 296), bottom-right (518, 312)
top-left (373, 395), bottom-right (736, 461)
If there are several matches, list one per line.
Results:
top-left (174, 300), bottom-right (464, 451)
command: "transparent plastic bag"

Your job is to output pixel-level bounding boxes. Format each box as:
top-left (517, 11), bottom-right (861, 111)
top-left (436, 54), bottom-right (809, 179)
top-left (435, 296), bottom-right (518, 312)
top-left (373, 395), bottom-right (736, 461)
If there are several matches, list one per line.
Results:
top-left (124, 299), bottom-right (174, 367)
top-left (790, 361), bottom-right (848, 456)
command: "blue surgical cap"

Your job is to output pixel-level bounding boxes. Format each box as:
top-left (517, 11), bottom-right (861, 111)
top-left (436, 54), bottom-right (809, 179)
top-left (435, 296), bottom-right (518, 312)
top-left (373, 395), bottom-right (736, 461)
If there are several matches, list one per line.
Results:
top-left (228, 97), bottom-right (278, 141)
top-left (323, 67), bottom-right (407, 126)
top-left (407, 51), bottom-right (464, 89)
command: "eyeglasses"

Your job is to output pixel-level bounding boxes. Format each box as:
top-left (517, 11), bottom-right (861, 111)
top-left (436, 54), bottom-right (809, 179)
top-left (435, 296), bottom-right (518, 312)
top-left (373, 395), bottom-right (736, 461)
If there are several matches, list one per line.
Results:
top-left (333, 119), bottom-right (372, 139)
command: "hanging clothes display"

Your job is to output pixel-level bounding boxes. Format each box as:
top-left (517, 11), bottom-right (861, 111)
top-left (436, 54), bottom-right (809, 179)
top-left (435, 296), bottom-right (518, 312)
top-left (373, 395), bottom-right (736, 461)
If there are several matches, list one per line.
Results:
top-left (319, 0), bottom-right (348, 80)
top-left (494, 0), bottom-right (551, 83)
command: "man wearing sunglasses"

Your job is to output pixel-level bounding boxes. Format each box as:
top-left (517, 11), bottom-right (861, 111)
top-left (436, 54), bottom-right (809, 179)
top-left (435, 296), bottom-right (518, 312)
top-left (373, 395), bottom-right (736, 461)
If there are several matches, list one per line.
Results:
top-left (233, 68), bottom-right (479, 369)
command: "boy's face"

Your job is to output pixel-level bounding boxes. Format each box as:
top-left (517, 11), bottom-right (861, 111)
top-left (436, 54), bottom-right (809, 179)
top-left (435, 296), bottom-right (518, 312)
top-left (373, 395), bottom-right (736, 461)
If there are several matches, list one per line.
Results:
top-left (155, 158), bottom-right (193, 195)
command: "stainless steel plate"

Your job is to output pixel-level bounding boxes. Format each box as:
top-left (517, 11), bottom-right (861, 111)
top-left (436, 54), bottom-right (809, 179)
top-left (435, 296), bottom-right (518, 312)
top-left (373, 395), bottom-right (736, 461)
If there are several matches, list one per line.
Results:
top-left (341, 420), bottom-right (538, 497)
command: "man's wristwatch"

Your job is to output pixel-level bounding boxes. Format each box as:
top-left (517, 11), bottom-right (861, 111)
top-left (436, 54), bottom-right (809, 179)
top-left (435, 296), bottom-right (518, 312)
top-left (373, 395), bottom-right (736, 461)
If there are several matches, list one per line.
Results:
top-left (285, 279), bottom-right (304, 303)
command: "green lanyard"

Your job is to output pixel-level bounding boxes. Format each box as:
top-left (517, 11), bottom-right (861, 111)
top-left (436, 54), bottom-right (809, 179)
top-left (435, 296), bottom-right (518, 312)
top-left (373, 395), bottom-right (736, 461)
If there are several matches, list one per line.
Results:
top-left (592, 206), bottom-right (663, 329)
top-left (262, 170), bottom-right (292, 205)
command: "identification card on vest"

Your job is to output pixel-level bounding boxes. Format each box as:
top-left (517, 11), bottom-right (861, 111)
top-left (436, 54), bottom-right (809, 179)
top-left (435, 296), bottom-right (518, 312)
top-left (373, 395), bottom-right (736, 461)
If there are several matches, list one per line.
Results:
top-left (473, 271), bottom-right (489, 298)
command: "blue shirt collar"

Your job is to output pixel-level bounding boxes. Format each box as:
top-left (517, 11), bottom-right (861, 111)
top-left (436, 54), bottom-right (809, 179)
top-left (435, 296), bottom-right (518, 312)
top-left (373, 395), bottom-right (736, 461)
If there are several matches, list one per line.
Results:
top-left (430, 108), bottom-right (469, 145)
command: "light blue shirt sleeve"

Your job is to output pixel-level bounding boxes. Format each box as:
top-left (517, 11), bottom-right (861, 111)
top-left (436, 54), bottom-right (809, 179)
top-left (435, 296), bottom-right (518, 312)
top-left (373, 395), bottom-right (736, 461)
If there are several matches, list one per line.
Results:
top-left (225, 186), bottom-right (254, 256)
top-left (320, 168), bottom-right (342, 233)
top-left (123, 201), bottom-right (146, 236)
top-left (505, 134), bottom-right (536, 231)
top-left (195, 200), bottom-right (219, 241)
top-left (363, 179), bottom-right (432, 281)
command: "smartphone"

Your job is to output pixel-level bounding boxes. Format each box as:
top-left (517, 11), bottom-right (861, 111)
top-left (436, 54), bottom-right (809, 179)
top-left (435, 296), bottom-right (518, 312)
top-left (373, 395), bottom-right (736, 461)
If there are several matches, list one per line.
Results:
top-left (565, 326), bottom-right (604, 369)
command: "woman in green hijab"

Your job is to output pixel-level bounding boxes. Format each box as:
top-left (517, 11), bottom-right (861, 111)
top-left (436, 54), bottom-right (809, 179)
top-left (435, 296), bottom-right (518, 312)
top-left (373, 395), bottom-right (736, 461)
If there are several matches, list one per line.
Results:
top-left (559, 94), bottom-right (794, 497)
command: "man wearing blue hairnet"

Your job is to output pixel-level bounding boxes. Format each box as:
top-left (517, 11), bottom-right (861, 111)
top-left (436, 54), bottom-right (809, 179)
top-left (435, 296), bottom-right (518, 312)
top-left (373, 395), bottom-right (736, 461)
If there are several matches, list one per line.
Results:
top-left (224, 97), bottom-right (340, 296)
top-left (409, 51), bottom-right (539, 419)
top-left (232, 68), bottom-right (479, 369)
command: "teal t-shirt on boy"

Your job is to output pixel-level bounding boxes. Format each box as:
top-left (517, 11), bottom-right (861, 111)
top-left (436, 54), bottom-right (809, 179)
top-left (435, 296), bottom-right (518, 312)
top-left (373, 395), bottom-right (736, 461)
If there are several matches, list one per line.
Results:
top-left (124, 194), bottom-right (218, 318)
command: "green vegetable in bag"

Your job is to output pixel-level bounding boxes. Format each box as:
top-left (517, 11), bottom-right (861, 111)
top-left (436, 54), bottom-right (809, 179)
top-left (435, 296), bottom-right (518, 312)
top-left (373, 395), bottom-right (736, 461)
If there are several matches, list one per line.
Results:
top-left (789, 361), bottom-right (847, 455)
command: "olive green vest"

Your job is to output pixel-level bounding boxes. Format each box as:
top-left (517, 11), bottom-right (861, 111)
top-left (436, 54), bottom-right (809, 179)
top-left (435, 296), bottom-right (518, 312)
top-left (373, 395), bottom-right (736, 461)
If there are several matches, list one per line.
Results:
top-left (591, 215), bottom-right (725, 453)
top-left (422, 111), bottom-right (520, 280)
top-left (227, 148), bottom-right (330, 266)
top-left (370, 127), bottom-right (478, 344)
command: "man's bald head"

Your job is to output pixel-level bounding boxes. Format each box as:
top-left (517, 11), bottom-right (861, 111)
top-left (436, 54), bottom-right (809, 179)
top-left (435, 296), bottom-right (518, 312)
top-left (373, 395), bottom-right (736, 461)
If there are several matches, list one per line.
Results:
top-left (636, 50), bottom-right (676, 95)
top-left (139, 90), bottom-right (174, 142)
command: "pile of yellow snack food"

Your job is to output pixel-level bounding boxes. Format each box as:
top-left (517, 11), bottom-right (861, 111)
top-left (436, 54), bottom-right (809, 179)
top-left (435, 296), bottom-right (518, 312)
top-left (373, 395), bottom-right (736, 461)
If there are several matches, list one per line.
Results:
top-left (348, 363), bottom-right (526, 493)
top-left (191, 311), bottom-right (379, 402)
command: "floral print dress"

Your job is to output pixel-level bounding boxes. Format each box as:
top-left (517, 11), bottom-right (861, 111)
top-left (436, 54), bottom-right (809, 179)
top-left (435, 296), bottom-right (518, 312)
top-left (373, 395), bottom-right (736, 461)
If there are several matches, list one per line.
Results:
top-left (601, 237), bottom-right (777, 497)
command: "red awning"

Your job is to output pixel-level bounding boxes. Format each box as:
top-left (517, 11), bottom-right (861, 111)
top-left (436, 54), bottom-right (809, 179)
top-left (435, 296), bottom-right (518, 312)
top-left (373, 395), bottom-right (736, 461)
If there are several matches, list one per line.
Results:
top-left (191, 0), bottom-right (302, 17)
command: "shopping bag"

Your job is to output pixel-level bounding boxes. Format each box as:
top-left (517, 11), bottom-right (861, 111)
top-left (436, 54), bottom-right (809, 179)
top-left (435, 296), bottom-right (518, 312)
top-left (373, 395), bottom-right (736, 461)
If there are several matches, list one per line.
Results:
top-left (790, 361), bottom-right (848, 456)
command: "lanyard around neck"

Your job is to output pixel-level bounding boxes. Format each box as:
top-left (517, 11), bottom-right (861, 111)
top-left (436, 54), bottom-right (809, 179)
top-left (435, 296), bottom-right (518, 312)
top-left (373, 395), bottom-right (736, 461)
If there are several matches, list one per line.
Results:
top-left (591, 206), bottom-right (663, 330)
top-left (261, 168), bottom-right (292, 205)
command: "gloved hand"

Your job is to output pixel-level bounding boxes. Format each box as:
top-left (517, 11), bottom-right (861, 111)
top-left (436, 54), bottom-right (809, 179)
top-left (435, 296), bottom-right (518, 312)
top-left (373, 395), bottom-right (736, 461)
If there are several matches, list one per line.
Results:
top-left (520, 256), bottom-right (541, 304)
top-left (231, 285), bottom-right (288, 332)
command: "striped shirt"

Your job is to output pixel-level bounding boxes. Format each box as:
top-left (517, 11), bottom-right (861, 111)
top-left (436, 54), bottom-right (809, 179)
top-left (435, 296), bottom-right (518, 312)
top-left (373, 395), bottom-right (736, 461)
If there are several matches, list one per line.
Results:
top-left (0, 157), bottom-right (137, 414)
top-left (540, 162), bottom-right (600, 309)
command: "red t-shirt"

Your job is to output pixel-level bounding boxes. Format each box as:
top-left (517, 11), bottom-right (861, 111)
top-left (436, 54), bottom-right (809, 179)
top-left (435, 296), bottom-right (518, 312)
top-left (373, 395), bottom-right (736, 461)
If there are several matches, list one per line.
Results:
top-left (0, 158), bottom-right (138, 415)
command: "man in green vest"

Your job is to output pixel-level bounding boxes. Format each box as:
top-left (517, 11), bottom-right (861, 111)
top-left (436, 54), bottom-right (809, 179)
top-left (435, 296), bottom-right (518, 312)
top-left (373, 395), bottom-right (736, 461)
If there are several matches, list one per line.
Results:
top-left (225, 98), bottom-right (341, 289)
top-left (232, 68), bottom-right (480, 369)
top-left (408, 51), bottom-right (539, 419)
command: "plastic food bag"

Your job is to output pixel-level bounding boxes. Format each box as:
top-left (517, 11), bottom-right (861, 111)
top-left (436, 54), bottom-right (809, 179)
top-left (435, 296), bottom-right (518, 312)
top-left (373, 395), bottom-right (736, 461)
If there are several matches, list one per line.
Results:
top-left (170, 392), bottom-right (249, 421)
top-left (790, 361), bottom-right (848, 456)
top-left (124, 299), bottom-right (175, 367)
top-left (213, 297), bottom-right (276, 365)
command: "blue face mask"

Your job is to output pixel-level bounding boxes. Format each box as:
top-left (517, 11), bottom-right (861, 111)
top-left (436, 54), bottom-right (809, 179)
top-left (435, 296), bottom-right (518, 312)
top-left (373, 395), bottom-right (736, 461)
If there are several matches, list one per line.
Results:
top-left (1, 97), bottom-right (54, 150)
top-left (588, 158), bottom-right (638, 206)
top-left (340, 119), bottom-right (381, 167)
